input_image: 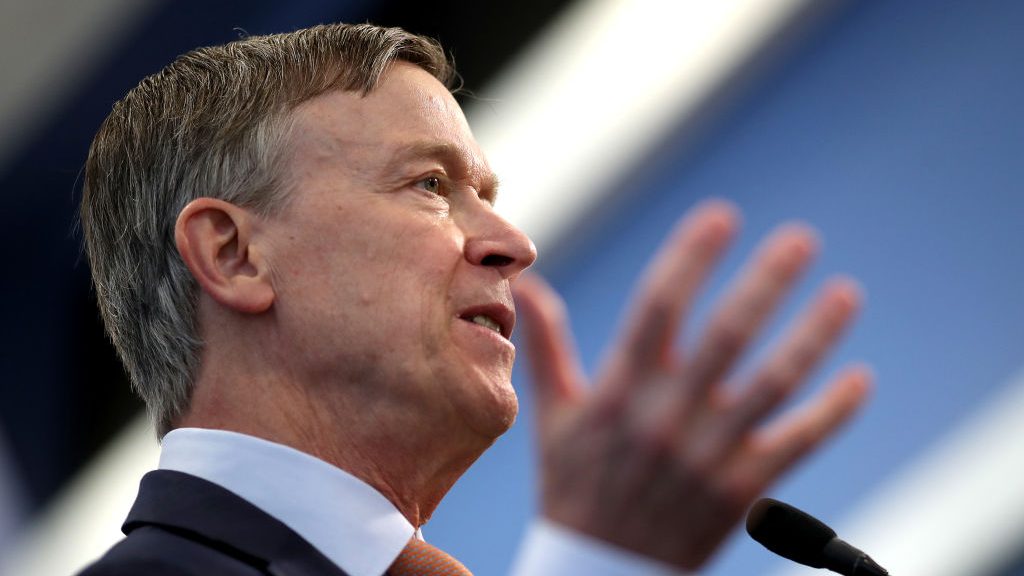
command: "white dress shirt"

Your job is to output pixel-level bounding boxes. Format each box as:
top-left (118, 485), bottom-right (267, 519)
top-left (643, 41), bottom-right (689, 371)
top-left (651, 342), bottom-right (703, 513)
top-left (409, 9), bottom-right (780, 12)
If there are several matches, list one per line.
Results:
top-left (159, 428), bottom-right (685, 576)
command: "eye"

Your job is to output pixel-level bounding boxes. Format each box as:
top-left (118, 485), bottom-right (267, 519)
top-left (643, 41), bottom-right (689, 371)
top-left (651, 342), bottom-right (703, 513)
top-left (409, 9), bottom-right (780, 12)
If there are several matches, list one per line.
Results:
top-left (416, 176), bottom-right (443, 196)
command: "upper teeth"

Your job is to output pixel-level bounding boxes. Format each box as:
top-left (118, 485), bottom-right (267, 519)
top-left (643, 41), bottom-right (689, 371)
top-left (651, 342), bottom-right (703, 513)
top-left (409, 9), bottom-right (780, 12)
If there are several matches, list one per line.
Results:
top-left (471, 315), bottom-right (501, 334)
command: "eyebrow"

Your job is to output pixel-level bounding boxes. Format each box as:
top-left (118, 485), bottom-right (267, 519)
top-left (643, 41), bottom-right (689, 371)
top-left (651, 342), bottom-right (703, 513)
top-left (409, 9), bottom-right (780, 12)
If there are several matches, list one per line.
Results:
top-left (384, 141), bottom-right (501, 203)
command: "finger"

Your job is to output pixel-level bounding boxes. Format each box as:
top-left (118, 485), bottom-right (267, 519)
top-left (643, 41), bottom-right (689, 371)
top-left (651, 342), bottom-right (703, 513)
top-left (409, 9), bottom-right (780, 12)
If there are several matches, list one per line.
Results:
top-left (681, 224), bottom-right (818, 402)
top-left (753, 364), bottom-right (872, 480)
top-left (609, 200), bottom-right (737, 385)
top-left (513, 274), bottom-right (588, 438)
top-left (715, 277), bottom-right (862, 446)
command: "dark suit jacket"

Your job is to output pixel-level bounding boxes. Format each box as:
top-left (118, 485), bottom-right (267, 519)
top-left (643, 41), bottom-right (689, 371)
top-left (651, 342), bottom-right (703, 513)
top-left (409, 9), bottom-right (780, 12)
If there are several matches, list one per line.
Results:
top-left (78, 470), bottom-right (350, 576)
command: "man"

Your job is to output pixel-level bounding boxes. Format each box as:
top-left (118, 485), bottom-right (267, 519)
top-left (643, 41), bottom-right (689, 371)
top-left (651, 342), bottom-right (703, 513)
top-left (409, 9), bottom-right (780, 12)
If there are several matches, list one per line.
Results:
top-left (79, 23), bottom-right (870, 576)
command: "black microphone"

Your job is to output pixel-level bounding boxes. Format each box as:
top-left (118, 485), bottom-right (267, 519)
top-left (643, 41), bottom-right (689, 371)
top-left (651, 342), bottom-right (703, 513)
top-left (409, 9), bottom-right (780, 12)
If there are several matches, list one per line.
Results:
top-left (746, 498), bottom-right (889, 576)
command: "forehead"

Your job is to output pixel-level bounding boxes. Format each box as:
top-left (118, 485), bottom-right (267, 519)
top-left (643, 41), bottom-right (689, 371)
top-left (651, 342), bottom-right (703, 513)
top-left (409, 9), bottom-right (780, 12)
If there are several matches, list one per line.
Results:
top-left (287, 63), bottom-right (490, 176)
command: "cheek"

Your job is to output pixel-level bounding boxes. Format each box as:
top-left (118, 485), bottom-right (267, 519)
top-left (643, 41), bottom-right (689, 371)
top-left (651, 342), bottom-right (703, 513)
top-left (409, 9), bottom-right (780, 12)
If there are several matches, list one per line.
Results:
top-left (331, 222), bottom-right (465, 344)
top-left (274, 205), bottom-right (466, 339)
top-left (410, 247), bottom-right (465, 345)
top-left (358, 224), bottom-right (462, 298)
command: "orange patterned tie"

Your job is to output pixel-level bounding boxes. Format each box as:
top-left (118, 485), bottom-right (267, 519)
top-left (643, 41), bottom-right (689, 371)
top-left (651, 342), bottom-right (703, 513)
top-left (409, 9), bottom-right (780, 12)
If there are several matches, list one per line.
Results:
top-left (387, 537), bottom-right (473, 576)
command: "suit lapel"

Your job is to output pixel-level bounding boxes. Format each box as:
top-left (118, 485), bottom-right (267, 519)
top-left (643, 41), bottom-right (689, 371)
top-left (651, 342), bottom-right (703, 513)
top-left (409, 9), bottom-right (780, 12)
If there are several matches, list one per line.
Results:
top-left (124, 470), bottom-right (350, 576)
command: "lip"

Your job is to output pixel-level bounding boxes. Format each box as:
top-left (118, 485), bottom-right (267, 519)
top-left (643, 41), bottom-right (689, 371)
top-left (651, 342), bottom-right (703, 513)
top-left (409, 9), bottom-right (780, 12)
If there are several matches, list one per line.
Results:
top-left (457, 302), bottom-right (515, 340)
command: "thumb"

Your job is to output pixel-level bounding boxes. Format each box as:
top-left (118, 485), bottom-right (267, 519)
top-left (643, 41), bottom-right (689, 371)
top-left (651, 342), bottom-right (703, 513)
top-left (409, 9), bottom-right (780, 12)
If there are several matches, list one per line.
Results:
top-left (513, 274), bottom-right (587, 439)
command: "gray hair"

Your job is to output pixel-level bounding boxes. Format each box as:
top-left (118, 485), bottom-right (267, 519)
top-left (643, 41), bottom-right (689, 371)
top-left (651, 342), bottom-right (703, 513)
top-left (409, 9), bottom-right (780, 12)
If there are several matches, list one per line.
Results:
top-left (80, 23), bottom-right (455, 437)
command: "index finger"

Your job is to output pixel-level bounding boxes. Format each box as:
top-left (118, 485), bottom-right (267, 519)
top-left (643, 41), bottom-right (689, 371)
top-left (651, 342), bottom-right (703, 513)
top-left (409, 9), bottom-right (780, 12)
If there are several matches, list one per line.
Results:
top-left (604, 200), bottom-right (737, 393)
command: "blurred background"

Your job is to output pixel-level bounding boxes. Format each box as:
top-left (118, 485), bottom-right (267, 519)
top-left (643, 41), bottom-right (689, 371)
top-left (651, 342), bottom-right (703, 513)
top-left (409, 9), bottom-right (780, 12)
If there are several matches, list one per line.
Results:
top-left (1, 0), bottom-right (1023, 574)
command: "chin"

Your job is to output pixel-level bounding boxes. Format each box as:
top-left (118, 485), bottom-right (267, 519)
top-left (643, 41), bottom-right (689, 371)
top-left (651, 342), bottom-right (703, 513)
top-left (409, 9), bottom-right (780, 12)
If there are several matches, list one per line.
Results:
top-left (467, 379), bottom-right (519, 440)
top-left (492, 396), bottom-right (519, 435)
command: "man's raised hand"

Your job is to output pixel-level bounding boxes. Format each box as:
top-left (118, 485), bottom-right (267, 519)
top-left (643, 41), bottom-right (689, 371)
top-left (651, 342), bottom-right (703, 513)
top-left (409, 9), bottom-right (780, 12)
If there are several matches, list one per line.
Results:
top-left (513, 200), bottom-right (870, 570)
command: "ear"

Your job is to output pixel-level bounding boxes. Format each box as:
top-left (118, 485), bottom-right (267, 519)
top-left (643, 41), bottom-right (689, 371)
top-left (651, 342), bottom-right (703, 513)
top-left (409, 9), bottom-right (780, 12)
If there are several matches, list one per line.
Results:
top-left (175, 198), bottom-right (274, 314)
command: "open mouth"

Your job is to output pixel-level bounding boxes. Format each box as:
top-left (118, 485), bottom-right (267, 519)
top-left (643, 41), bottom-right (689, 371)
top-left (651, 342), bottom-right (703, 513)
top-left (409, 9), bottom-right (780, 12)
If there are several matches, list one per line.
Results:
top-left (468, 314), bottom-right (502, 334)
top-left (458, 305), bottom-right (513, 339)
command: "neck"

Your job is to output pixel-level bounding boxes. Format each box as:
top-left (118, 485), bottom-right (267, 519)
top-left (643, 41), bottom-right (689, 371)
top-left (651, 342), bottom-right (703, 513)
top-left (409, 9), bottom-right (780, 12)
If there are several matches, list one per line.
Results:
top-left (178, 364), bottom-right (494, 527)
top-left (180, 301), bottom-right (501, 526)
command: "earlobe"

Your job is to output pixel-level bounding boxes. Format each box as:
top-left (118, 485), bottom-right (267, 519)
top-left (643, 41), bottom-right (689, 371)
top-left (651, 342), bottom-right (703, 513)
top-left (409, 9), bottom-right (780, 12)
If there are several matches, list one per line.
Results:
top-left (175, 198), bottom-right (275, 314)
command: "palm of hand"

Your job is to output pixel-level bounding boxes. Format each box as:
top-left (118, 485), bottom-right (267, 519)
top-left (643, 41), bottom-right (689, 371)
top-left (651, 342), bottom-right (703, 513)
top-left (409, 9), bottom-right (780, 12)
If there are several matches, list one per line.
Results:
top-left (514, 201), bottom-right (869, 570)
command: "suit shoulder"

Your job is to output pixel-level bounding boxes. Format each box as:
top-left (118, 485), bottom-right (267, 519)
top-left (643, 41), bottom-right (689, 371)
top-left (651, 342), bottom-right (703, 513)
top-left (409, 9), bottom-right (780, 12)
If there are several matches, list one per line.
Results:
top-left (77, 525), bottom-right (266, 576)
top-left (78, 557), bottom-right (195, 576)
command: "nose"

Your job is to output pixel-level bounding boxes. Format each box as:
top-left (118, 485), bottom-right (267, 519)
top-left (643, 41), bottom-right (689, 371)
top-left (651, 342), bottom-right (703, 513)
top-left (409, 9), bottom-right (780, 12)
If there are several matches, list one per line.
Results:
top-left (464, 205), bottom-right (537, 279)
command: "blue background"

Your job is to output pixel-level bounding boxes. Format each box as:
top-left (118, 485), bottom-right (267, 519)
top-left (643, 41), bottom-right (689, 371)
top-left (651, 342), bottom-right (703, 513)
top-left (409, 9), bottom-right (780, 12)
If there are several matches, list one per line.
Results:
top-left (426, 1), bottom-right (1024, 574)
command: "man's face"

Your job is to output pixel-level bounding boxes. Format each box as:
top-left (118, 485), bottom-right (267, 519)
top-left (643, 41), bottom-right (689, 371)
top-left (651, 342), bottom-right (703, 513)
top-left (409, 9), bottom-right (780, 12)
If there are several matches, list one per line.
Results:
top-left (260, 63), bottom-right (536, 443)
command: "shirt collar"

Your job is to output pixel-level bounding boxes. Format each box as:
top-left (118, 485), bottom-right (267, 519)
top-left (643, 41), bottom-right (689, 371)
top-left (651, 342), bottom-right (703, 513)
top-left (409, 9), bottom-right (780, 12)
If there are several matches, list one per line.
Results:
top-left (159, 427), bottom-right (415, 576)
